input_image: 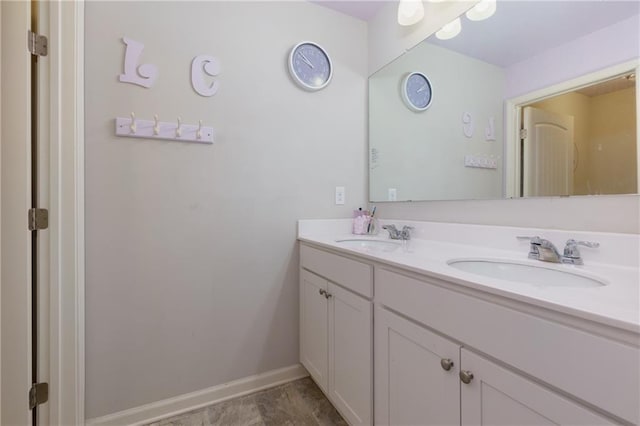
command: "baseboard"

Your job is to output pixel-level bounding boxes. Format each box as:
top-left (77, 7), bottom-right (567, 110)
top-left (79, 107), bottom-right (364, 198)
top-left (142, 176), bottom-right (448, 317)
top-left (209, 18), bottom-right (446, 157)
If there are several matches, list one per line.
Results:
top-left (86, 364), bottom-right (309, 426)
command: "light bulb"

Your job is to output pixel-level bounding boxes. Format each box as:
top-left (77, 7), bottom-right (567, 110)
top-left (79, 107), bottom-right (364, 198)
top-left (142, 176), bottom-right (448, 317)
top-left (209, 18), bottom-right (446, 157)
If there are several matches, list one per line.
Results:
top-left (435, 17), bottom-right (462, 40)
top-left (397, 0), bottom-right (425, 26)
top-left (465, 0), bottom-right (497, 22)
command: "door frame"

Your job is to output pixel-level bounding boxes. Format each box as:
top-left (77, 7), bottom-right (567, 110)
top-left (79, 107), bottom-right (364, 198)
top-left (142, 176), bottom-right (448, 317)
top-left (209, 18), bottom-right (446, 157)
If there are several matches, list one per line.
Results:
top-left (504, 59), bottom-right (640, 198)
top-left (1, 1), bottom-right (34, 424)
top-left (46, 1), bottom-right (85, 424)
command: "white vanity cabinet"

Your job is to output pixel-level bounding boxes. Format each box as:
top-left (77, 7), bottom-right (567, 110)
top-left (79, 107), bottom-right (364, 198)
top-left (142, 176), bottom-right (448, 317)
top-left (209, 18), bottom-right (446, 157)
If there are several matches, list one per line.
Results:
top-left (374, 306), bottom-right (460, 426)
top-left (375, 307), bottom-right (616, 426)
top-left (375, 267), bottom-right (633, 425)
top-left (299, 244), bottom-right (373, 425)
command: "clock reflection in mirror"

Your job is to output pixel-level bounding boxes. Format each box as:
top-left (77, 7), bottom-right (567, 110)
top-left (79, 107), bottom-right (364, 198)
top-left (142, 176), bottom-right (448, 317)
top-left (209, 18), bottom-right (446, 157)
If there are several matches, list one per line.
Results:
top-left (401, 72), bottom-right (433, 112)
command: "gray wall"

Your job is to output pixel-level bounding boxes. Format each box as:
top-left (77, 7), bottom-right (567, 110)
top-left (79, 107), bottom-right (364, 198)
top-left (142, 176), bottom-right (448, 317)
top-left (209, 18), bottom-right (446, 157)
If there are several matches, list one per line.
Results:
top-left (85, 1), bottom-right (367, 418)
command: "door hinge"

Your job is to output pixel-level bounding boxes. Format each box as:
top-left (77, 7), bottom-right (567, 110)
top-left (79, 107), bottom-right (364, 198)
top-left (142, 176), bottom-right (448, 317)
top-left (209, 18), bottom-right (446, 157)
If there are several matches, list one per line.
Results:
top-left (29, 382), bottom-right (49, 409)
top-left (28, 208), bottom-right (49, 231)
top-left (28, 30), bottom-right (48, 57)
top-left (520, 128), bottom-right (528, 139)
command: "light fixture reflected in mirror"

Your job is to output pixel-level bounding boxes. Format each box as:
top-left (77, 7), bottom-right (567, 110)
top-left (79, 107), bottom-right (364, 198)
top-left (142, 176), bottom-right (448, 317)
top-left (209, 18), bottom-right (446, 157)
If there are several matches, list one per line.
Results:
top-left (397, 0), bottom-right (425, 26)
top-left (435, 17), bottom-right (461, 40)
top-left (466, 0), bottom-right (497, 21)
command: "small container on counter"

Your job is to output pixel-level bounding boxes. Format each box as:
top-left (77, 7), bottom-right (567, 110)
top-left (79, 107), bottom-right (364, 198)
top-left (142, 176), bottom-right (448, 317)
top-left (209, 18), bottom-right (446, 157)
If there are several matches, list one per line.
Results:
top-left (352, 209), bottom-right (369, 235)
top-left (352, 209), bottom-right (379, 235)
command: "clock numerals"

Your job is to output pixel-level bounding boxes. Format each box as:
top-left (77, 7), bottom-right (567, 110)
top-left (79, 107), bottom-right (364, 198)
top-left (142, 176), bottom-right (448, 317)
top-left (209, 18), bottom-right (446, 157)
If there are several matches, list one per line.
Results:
top-left (288, 42), bottom-right (333, 91)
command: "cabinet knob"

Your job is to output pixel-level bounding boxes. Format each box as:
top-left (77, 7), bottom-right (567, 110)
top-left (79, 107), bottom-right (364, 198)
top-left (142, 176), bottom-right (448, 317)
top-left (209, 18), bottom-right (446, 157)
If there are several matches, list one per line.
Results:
top-left (440, 358), bottom-right (454, 371)
top-left (319, 289), bottom-right (326, 297)
top-left (459, 370), bottom-right (474, 384)
top-left (325, 292), bottom-right (332, 299)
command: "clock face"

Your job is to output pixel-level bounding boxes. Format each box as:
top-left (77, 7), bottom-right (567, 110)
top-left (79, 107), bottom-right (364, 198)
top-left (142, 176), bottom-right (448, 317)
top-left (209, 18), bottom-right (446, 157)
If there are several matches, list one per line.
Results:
top-left (288, 42), bottom-right (333, 91)
top-left (402, 72), bottom-right (433, 111)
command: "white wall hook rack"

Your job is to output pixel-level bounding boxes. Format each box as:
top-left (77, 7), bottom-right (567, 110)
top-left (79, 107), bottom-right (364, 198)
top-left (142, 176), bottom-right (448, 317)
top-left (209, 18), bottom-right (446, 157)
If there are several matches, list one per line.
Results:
top-left (115, 115), bottom-right (214, 144)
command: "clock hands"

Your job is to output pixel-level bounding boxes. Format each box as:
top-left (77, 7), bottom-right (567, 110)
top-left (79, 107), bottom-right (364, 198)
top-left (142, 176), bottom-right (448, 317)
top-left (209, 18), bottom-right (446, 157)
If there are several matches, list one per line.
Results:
top-left (298, 52), bottom-right (315, 69)
top-left (417, 84), bottom-right (429, 93)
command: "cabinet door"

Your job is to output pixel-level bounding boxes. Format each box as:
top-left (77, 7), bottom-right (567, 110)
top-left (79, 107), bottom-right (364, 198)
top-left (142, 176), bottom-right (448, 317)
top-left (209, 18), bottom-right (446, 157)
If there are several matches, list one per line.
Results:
top-left (300, 269), bottom-right (329, 392)
top-left (375, 306), bottom-right (460, 426)
top-left (328, 283), bottom-right (372, 425)
top-left (460, 349), bottom-right (616, 425)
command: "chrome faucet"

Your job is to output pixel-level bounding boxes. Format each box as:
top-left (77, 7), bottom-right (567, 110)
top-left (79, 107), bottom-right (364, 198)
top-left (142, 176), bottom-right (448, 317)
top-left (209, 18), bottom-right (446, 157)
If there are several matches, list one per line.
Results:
top-left (383, 225), bottom-right (414, 240)
top-left (382, 224), bottom-right (400, 239)
top-left (517, 236), bottom-right (599, 264)
top-left (517, 236), bottom-right (562, 263)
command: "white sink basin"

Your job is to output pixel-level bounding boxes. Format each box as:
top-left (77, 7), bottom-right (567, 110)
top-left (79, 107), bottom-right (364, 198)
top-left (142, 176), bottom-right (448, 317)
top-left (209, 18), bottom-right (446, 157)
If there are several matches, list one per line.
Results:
top-left (447, 258), bottom-right (607, 288)
top-left (335, 238), bottom-right (401, 253)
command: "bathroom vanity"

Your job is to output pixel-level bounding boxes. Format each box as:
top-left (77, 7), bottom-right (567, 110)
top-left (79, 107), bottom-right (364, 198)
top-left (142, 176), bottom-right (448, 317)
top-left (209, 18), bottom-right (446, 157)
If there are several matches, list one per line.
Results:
top-left (298, 219), bottom-right (639, 425)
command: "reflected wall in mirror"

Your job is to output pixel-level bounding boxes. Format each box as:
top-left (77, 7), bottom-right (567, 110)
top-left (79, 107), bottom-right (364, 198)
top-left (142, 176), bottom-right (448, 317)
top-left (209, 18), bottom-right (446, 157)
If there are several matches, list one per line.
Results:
top-left (369, 0), bottom-right (639, 202)
top-left (523, 75), bottom-right (637, 197)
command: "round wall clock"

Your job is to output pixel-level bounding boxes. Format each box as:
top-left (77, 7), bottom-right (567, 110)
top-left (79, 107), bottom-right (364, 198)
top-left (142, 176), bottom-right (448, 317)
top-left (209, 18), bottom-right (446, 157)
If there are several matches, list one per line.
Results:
top-left (401, 72), bottom-right (433, 112)
top-left (288, 41), bottom-right (333, 91)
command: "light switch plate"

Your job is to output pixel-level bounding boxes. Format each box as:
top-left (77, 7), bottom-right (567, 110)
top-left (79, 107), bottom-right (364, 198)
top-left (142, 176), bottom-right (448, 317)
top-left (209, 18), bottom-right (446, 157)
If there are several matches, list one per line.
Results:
top-left (388, 188), bottom-right (397, 201)
top-left (335, 186), bottom-right (345, 205)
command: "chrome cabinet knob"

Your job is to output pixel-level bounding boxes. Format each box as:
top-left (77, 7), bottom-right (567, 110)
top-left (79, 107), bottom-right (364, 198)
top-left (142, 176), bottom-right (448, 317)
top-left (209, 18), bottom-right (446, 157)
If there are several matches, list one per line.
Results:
top-left (459, 370), bottom-right (474, 384)
top-left (440, 358), bottom-right (454, 371)
top-left (325, 292), bottom-right (332, 299)
top-left (319, 289), bottom-right (326, 297)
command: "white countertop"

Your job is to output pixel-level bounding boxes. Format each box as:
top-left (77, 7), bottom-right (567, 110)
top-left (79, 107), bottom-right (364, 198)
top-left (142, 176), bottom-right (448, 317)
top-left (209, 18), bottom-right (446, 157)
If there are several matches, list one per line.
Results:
top-left (298, 219), bottom-right (640, 334)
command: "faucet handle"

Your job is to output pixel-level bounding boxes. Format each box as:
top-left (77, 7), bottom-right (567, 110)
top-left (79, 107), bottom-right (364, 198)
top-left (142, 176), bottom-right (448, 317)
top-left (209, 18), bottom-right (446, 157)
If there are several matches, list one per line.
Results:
top-left (382, 224), bottom-right (400, 239)
top-left (563, 239), bottom-right (599, 260)
top-left (401, 225), bottom-right (414, 240)
top-left (570, 239), bottom-right (600, 249)
top-left (516, 235), bottom-right (542, 244)
top-left (401, 225), bottom-right (414, 232)
top-left (516, 236), bottom-right (542, 259)
top-left (382, 224), bottom-right (397, 233)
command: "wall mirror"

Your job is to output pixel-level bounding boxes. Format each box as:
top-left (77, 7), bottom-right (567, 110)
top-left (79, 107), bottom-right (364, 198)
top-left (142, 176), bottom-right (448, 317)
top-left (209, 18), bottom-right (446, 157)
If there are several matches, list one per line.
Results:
top-left (369, 0), bottom-right (639, 202)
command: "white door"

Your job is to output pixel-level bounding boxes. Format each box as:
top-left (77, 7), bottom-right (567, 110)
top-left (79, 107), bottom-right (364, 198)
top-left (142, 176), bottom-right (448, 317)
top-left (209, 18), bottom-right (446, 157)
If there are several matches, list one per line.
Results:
top-left (522, 106), bottom-right (574, 197)
top-left (460, 349), bottom-right (615, 425)
top-left (328, 282), bottom-right (372, 426)
top-left (374, 306), bottom-right (460, 426)
top-left (300, 269), bottom-right (329, 392)
top-left (1, 1), bottom-right (35, 424)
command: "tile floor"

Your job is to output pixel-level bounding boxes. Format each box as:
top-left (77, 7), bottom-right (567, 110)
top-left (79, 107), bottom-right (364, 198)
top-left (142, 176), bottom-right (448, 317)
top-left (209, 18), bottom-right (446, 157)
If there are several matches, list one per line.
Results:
top-left (147, 377), bottom-right (348, 426)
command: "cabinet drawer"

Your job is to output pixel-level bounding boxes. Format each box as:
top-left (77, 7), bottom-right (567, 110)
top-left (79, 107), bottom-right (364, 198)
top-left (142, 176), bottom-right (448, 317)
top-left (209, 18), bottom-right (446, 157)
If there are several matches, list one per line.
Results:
top-left (376, 267), bottom-right (640, 424)
top-left (300, 244), bottom-right (373, 298)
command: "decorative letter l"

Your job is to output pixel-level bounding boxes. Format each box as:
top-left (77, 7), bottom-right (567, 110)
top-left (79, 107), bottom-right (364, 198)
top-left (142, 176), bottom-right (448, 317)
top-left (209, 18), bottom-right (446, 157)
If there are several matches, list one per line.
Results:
top-left (118, 37), bottom-right (158, 88)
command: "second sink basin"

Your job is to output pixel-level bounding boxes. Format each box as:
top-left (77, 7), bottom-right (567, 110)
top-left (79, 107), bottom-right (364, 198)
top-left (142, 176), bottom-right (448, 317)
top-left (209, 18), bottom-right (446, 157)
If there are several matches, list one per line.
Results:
top-left (447, 258), bottom-right (607, 288)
